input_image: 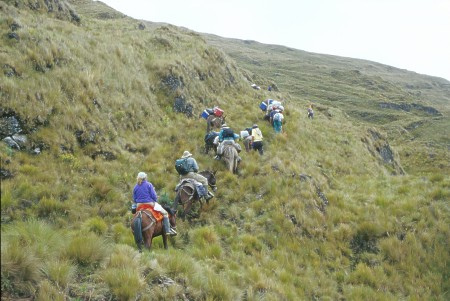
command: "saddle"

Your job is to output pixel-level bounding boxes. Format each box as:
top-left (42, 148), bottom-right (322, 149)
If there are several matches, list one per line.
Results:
top-left (175, 178), bottom-right (206, 197)
top-left (135, 204), bottom-right (163, 222)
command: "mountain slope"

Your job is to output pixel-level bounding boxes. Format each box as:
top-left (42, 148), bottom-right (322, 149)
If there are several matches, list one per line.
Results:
top-left (1, 1), bottom-right (448, 300)
top-left (204, 35), bottom-right (450, 174)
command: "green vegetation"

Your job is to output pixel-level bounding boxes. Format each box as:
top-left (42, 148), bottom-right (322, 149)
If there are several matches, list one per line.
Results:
top-left (1, 0), bottom-right (448, 300)
top-left (205, 35), bottom-right (450, 174)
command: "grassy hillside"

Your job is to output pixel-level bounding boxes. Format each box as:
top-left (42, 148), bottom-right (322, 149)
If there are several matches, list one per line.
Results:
top-left (1, 1), bottom-right (448, 300)
top-left (204, 35), bottom-right (450, 175)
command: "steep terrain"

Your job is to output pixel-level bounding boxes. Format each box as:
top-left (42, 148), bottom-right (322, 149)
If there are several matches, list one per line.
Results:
top-left (1, 1), bottom-right (448, 300)
top-left (204, 35), bottom-right (450, 174)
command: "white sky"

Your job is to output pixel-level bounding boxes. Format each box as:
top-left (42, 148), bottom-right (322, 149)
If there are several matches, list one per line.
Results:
top-left (99, 0), bottom-right (450, 81)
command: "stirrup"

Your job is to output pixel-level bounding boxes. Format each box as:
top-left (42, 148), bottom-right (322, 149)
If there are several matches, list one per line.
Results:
top-left (166, 228), bottom-right (177, 236)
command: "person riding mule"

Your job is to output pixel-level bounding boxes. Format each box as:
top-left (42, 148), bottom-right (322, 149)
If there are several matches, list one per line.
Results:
top-left (174, 170), bottom-right (217, 219)
top-left (176, 151), bottom-right (214, 201)
top-left (132, 172), bottom-right (177, 236)
top-left (215, 124), bottom-right (241, 160)
top-left (131, 204), bottom-right (177, 251)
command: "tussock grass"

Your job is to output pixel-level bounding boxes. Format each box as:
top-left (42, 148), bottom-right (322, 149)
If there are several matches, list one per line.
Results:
top-left (43, 259), bottom-right (77, 289)
top-left (36, 280), bottom-right (65, 301)
top-left (1, 1), bottom-right (448, 299)
top-left (1, 240), bottom-right (43, 296)
top-left (63, 233), bottom-right (108, 266)
top-left (102, 268), bottom-right (142, 300)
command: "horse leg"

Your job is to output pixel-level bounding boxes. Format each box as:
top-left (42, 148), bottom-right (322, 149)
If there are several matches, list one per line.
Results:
top-left (143, 231), bottom-right (153, 250)
top-left (184, 200), bottom-right (193, 216)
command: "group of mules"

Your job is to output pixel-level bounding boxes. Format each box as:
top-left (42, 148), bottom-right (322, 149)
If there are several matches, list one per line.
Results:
top-left (131, 113), bottom-right (241, 252)
top-left (131, 171), bottom-right (217, 252)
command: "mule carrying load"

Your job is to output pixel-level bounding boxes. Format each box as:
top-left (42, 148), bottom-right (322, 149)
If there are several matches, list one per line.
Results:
top-left (260, 99), bottom-right (284, 122)
top-left (202, 106), bottom-right (226, 133)
top-left (201, 106), bottom-right (224, 119)
top-left (173, 170), bottom-right (217, 219)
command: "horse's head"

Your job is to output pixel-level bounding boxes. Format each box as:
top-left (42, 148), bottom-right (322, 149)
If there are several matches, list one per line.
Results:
top-left (164, 206), bottom-right (177, 228)
top-left (200, 170), bottom-right (217, 191)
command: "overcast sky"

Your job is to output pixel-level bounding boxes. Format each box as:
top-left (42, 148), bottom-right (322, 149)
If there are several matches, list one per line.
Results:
top-left (99, 0), bottom-right (450, 81)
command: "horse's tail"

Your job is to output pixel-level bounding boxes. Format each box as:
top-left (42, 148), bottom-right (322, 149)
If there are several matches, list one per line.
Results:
top-left (223, 145), bottom-right (238, 173)
top-left (173, 191), bottom-right (185, 220)
top-left (173, 191), bottom-right (180, 212)
top-left (132, 214), bottom-right (143, 250)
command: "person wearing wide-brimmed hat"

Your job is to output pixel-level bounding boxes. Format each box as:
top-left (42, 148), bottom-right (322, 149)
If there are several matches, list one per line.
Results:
top-left (133, 172), bottom-right (177, 235)
top-left (215, 123), bottom-right (241, 160)
top-left (177, 151), bottom-right (214, 201)
top-left (251, 124), bottom-right (264, 155)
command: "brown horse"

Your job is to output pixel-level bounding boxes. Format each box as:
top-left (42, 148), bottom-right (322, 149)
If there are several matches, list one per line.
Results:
top-left (206, 114), bottom-right (225, 133)
top-left (173, 170), bottom-right (217, 220)
top-left (222, 144), bottom-right (240, 174)
top-left (131, 206), bottom-right (176, 252)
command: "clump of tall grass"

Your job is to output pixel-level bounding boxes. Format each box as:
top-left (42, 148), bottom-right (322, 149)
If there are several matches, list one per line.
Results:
top-left (43, 259), bottom-right (77, 289)
top-left (35, 196), bottom-right (69, 218)
top-left (102, 268), bottom-right (142, 300)
top-left (35, 280), bottom-right (65, 301)
top-left (63, 232), bottom-right (108, 266)
top-left (1, 240), bottom-right (43, 296)
top-left (82, 216), bottom-right (108, 234)
top-left (190, 226), bottom-right (223, 259)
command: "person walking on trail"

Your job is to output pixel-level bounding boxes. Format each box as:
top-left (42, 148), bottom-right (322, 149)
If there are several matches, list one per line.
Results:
top-left (178, 151), bottom-right (214, 201)
top-left (251, 124), bottom-right (264, 155)
top-left (273, 109), bottom-right (284, 134)
top-left (133, 172), bottom-right (177, 236)
top-left (215, 123), bottom-right (242, 160)
top-left (307, 104), bottom-right (314, 119)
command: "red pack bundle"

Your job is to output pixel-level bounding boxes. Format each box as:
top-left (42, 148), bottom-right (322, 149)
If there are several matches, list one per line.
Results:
top-left (213, 107), bottom-right (224, 117)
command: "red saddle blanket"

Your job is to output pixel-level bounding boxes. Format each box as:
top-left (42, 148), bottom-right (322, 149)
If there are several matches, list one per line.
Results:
top-left (136, 204), bottom-right (163, 222)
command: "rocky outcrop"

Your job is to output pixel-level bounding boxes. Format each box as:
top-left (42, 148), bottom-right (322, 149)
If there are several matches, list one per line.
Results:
top-left (362, 128), bottom-right (405, 175)
top-left (173, 96), bottom-right (193, 117)
top-left (9, 0), bottom-right (80, 24)
top-left (379, 102), bottom-right (441, 116)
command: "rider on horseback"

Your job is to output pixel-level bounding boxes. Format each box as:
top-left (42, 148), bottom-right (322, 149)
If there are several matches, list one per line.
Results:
top-left (178, 151), bottom-right (214, 201)
top-left (215, 124), bottom-right (241, 160)
top-left (133, 172), bottom-right (177, 236)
